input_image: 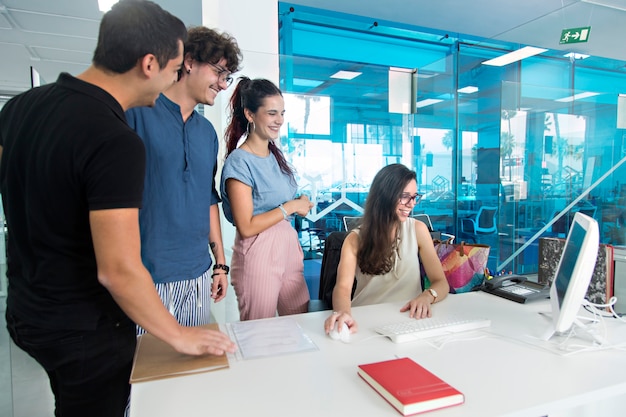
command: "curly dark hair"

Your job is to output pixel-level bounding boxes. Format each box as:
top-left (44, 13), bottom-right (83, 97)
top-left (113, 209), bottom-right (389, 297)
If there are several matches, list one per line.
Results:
top-left (357, 164), bottom-right (417, 275)
top-left (184, 26), bottom-right (242, 73)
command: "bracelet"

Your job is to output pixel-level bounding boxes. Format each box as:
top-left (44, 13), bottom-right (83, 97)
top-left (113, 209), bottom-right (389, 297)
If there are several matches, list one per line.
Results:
top-left (213, 264), bottom-right (230, 274)
top-left (278, 203), bottom-right (288, 220)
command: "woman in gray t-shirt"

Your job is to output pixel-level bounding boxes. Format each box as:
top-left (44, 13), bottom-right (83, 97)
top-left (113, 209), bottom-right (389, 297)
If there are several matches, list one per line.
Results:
top-left (221, 77), bottom-right (313, 320)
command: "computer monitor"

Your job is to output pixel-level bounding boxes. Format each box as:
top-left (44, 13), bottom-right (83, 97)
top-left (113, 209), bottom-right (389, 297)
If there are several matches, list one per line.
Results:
top-left (543, 212), bottom-right (599, 340)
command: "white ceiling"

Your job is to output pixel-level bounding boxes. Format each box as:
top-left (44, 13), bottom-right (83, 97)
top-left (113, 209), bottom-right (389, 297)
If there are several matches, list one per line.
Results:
top-left (0, 0), bottom-right (201, 94)
top-left (1, 0), bottom-right (625, 95)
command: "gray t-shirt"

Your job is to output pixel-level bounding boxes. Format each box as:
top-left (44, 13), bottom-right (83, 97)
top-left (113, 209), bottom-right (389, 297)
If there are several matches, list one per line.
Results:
top-left (220, 148), bottom-right (297, 226)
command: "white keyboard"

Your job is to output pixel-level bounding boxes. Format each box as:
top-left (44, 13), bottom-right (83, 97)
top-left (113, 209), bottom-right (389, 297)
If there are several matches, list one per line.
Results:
top-left (374, 315), bottom-right (491, 343)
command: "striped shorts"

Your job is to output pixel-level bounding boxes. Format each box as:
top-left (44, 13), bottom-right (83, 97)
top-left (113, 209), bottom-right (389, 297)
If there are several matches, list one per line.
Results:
top-left (136, 269), bottom-right (213, 335)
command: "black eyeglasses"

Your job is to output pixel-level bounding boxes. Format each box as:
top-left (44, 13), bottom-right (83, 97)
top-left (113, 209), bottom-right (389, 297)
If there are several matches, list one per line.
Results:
top-left (207, 63), bottom-right (233, 87)
top-left (399, 193), bottom-right (423, 205)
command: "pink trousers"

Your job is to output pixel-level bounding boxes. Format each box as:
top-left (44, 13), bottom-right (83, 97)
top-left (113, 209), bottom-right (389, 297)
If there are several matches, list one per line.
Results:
top-left (231, 219), bottom-right (310, 321)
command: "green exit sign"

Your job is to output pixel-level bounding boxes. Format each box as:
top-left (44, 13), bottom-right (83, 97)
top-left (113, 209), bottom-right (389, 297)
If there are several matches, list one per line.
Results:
top-left (560, 27), bottom-right (591, 44)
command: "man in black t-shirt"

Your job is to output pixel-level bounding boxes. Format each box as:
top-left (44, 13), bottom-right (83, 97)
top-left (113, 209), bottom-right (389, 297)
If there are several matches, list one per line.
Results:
top-left (0, 1), bottom-right (235, 416)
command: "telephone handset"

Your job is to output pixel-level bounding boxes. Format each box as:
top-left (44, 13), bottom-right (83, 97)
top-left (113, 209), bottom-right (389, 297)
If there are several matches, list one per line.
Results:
top-left (484, 275), bottom-right (527, 290)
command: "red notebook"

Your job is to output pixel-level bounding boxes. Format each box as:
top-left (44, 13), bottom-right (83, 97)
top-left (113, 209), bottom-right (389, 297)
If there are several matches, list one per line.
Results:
top-left (358, 357), bottom-right (464, 416)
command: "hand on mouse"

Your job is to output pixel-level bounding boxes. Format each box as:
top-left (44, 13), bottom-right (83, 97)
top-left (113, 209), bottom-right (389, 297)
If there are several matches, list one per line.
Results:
top-left (324, 310), bottom-right (358, 336)
top-left (329, 322), bottom-right (351, 343)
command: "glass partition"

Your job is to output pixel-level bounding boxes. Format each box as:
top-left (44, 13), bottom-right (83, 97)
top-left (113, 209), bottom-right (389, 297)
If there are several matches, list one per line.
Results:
top-left (278, 1), bottom-right (626, 274)
top-left (279, 54), bottom-right (415, 258)
top-left (498, 82), bottom-right (624, 274)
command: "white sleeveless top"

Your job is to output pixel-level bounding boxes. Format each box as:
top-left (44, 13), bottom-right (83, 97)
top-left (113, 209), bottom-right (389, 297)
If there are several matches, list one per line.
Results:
top-left (351, 218), bottom-right (422, 306)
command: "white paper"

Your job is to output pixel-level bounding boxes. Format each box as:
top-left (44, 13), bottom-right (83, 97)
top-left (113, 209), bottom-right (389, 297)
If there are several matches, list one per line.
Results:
top-left (226, 317), bottom-right (318, 360)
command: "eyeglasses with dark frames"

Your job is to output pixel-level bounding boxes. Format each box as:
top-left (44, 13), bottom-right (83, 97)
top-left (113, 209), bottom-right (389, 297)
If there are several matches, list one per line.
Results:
top-left (207, 63), bottom-right (233, 87)
top-left (399, 193), bottom-right (423, 205)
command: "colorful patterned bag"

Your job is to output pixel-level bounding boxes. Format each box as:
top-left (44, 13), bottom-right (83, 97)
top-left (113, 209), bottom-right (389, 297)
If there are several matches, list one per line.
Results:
top-left (422, 240), bottom-right (490, 293)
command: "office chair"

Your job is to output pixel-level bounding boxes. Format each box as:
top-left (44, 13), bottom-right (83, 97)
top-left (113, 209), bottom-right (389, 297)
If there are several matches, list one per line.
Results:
top-left (576, 206), bottom-right (597, 219)
top-left (460, 206), bottom-right (497, 242)
top-left (540, 206), bottom-right (595, 239)
top-left (299, 218), bottom-right (327, 259)
top-left (318, 231), bottom-right (357, 310)
top-left (412, 213), bottom-right (434, 231)
top-left (541, 209), bottom-right (569, 237)
top-left (411, 213), bottom-right (455, 242)
top-left (342, 216), bottom-right (362, 231)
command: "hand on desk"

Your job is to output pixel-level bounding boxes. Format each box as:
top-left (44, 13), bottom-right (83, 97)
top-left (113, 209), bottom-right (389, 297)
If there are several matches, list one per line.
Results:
top-left (172, 327), bottom-right (237, 356)
top-left (400, 291), bottom-right (434, 319)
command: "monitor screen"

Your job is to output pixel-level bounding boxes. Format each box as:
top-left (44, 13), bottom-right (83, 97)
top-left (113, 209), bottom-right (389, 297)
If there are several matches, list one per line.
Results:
top-left (546, 212), bottom-right (599, 338)
top-left (554, 222), bottom-right (586, 306)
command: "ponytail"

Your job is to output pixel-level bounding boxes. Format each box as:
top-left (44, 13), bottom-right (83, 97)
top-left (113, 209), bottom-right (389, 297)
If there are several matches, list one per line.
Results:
top-left (224, 77), bottom-right (296, 182)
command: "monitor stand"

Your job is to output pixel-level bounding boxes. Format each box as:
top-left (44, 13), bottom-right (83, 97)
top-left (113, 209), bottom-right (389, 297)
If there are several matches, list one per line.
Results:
top-left (540, 314), bottom-right (607, 345)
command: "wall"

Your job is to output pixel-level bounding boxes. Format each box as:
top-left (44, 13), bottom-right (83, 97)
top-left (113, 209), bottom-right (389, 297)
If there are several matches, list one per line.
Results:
top-left (201, 0), bottom-right (280, 322)
top-left (202, 0), bottom-right (280, 254)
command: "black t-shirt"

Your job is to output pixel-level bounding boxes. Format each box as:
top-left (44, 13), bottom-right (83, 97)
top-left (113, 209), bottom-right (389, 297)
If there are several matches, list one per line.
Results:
top-left (0, 73), bottom-right (145, 330)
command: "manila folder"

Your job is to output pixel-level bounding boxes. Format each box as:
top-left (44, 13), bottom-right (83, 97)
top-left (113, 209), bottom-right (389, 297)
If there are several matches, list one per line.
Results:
top-left (130, 323), bottom-right (229, 383)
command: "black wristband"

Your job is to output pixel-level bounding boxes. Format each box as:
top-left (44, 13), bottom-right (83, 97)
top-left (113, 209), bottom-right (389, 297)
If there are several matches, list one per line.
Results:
top-left (213, 264), bottom-right (230, 274)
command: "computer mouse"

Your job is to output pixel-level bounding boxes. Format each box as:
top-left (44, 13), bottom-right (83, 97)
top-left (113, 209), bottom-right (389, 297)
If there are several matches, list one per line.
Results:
top-left (329, 322), bottom-right (350, 343)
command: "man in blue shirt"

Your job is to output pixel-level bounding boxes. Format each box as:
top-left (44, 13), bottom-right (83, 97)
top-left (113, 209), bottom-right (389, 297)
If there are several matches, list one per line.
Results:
top-left (126, 27), bottom-right (242, 331)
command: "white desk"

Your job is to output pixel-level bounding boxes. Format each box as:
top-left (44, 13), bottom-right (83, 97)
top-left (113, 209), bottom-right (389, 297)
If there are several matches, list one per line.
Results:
top-left (129, 292), bottom-right (626, 417)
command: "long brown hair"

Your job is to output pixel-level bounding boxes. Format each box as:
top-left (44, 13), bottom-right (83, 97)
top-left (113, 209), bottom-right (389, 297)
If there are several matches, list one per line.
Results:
top-left (357, 164), bottom-right (417, 275)
top-left (224, 77), bottom-right (294, 180)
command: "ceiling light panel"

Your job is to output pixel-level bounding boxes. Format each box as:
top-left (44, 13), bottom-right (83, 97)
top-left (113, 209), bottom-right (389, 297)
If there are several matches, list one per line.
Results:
top-left (415, 98), bottom-right (443, 108)
top-left (458, 86), bottom-right (479, 94)
top-left (482, 46), bottom-right (548, 67)
top-left (330, 70), bottom-right (362, 80)
top-left (564, 52), bottom-right (590, 60)
top-left (98, 0), bottom-right (119, 12)
top-left (555, 91), bottom-right (600, 102)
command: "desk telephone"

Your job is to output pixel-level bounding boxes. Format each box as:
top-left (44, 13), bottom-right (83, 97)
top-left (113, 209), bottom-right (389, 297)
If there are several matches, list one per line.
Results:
top-left (482, 275), bottom-right (549, 304)
top-left (484, 275), bottom-right (527, 290)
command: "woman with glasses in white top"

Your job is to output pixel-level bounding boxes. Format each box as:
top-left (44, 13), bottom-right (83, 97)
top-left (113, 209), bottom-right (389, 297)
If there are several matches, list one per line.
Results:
top-left (324, 164), bottom-right (449, 336)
